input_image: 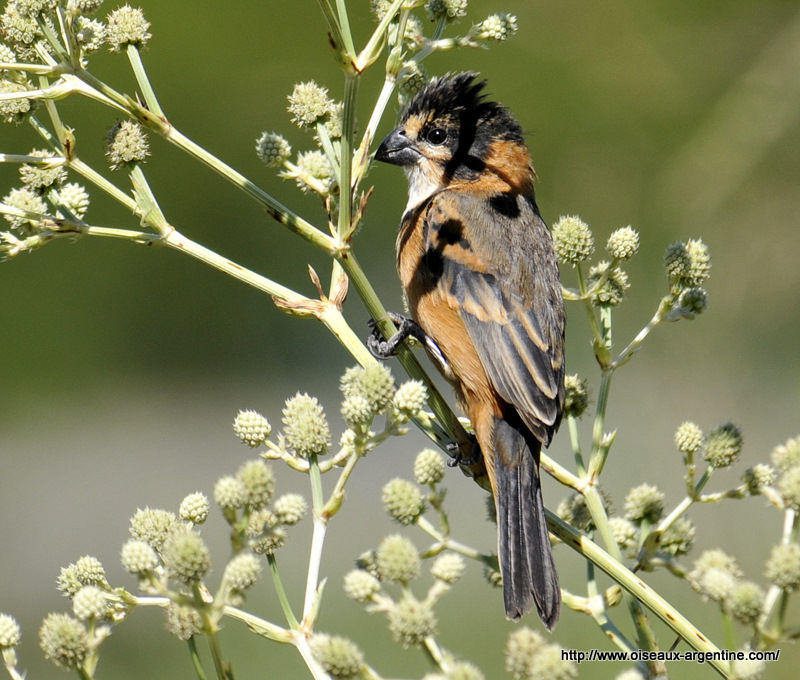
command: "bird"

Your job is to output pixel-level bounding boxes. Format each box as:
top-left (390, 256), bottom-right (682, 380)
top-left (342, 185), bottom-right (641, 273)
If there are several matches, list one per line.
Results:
top-left (370, 72), bottom-right (566, 628)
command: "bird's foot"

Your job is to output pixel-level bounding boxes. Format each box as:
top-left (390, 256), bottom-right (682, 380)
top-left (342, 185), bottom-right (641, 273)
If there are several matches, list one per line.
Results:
top-left (446, 436), bottom-right (481, 467)
top-left (368, 313), bottom-right (449, 374)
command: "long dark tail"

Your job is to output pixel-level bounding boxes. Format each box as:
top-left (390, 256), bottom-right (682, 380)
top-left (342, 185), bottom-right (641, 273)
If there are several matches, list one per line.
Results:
top-left (493, 415), bottom-right (560, 629)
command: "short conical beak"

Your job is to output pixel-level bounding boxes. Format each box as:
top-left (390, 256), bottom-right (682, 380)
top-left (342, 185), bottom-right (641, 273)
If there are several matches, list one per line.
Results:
top-left (375, 127), bottom-right (420, 166)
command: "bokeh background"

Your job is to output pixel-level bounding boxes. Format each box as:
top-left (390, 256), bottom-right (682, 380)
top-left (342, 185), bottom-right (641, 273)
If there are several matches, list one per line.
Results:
top-left (1, 1), bottom-right (799, 678)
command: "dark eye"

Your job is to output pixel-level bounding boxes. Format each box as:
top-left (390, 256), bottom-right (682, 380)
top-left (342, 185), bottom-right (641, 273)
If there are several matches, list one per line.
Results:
top-left (425, 128), bottom-right (447, 145)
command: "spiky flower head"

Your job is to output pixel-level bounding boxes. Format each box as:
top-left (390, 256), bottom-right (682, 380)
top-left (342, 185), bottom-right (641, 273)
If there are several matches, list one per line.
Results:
top-left (105, 120), bottom-right (149, 170)
top-left (340, 364), bottom-right (396, 413)
top-left (742, 464), bottom-right (775, 495)
top-left (389, 594), bottom-right (437, 647)
top-left (414, 448), bottom-right (445, 485)
top-left (0, 613), bottom-right (21, 648)
top-left (2, 186), bottom-right (47, 230)
top-left (382, 478), bottom-right (424, 525)
top-left (727, 580), bottom-right (764, 624)
top-left (664, 239), bottom-right (711, 289)
top-left (764, 543), bottom-right (800, 591)
top-left (11, 0), bottom-right (57, 18)
top-left (563, 374), bottom-right (589, 418)
top-left (551, 215), bottom-right (594, 266)
top-left (233, 409), bottom-right (271, 447)
top-left (483, 564), bottom-right (503, 588)
top-left (587, 261), bottom-right (630, 306)
top-left (309, 634), bottom-right (364, 679)
top-left (72, 585), bottom-right (107, 620)
top-left (778, 466), bottom-right (800, 510)
top-left (223, 552), bottom-right (262, 592)
top-left (609, 517), bottom-right (638, 556)
top-left (74, 16), bottom-right (105, 52)
top-left (237, 459), bottom-right (275, 509)
top-left (398, 60), bottom-right (428, 104)
top-left (120, 539), bottom-right (159, 576)
top-left (105, 5), bottom-right (151, 51)
top-left (57, 556), bottom-right (107, 597)
top-left (393, 379), bottom-right (427, 420)
top-left (606, 226), bottom-right (639, 261)
top-left (341, 392), bottom-right (373, 427)
top-left (676, 287), bottom-right (708, 317)
top-left (39, 613), bottom-right (88, 669)
top-left (689, 549), bottom-right (742, 602)
top-left (431, 553), bottom-right (466, 584)
top-left (659, 516), bottom-right (696, 556)
top-left (376, 534), bottom-right (420, 583)
top-left (0, 78), bottom-right (34, 124)
top-left (425, 0), bottom-right (468, 22)
top-left (731, 656), bottom-right (766, 680)
top-left (165, 604), bottom-right (202, 641)
top-left (703, 422), bottom-right (742, 469)
top-left (274, 493), bottom-right (308, 525)
top-left (674, 421), bottom-right (703, 455)
top-left (441, 663), bottom-right (485, 680)
top-left (71, 0), bottom-right (105, 13)
top-left (255, 131), bottom-right (291, 168)
top-left (771, 436), bottom-right (800, 473)
top-left (54, 182), bottom-right (90, 220)
top-left (475, 13), bottom-right (518, 42)
top-left (178, 492), bottom-right (209, 524)
top-left (506, 627), bottom-right (578, 680)
top-left (0, 43), bottom-right (16, 70)
top-left (130, 507), bottom-right (178, 550)
top-left (623, 484), bottom-right (664, 523)
top-left (343, 569), bottom-right (381, 602)
top-left (162, 527), bottom-right (210, 584)
top-left (282, 393), bottom-right (330, 458)
top-left (287, 81), bottom-right (335, 128)
top-left (19, 149), bottom-right (66, 191)
top-left (557, 493), bottom-right (594, 533)
top-left (214, 475), bottom-right (246, 511)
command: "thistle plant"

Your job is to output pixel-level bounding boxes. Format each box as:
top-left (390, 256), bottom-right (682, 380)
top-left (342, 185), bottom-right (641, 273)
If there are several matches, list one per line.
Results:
top-left (0, 2), bottom-right (796, 680)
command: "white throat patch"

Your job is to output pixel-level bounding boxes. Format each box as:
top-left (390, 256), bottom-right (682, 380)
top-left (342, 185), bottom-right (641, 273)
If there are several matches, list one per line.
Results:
top-left (404, 163), bottom-right (446, 212)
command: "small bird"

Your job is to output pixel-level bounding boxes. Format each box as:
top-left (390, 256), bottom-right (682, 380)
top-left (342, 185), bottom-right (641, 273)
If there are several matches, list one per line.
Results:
top-left (371, 72), bottom-right (565, 628)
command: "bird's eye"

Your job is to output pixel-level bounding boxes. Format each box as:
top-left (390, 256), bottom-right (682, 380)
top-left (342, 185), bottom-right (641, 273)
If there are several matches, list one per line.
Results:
top-left (425, 128), bottom-right (448, 145)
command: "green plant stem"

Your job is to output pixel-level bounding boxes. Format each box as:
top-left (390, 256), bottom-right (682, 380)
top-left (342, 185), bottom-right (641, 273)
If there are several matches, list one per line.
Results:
top-left (187, 637), bottom-right (210, 680)
top-left (587, 369), bottom-right (614, 479)
top-left (612, 297), bottom-right (671, 368)
top-left (321, 451), bottom-right (360, 518)
top-left (567, 415), bottom-right (587, 476)
top-left (336, 73), bottom-right (358, 240)
top-left (548, 512), bottom-right (730, 678)
top-left (294, 634), bottom-right (330, 680)
top-left (416, 516), bottom-right (494, 566)
top-left (268, 555), bottom-right (299, 629)
top-left (303, 455), bottom-right (327, 624)
top-left (126, 45), bottom-right (165, 119)
top-left (223, 606), bottom-right (291, 643)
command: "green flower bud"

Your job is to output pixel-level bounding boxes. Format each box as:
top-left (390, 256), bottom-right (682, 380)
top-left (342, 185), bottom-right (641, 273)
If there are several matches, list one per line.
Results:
top-left (274, 493), bottom-right (308, 525)
top-left (431, 553), bottom-right (465, 584)
top-left (398, 61), bottom-right (427, 104)
top-left (255, 131), bottom-right (291, 168)
top-left (414, 448), bottom-right (445, 485)
top-left (343, 569), bottom-right (381, 602)
top-left (57, 556), bottom-right (107, 597)
top-left (369, 0), bottom-right (394, 21)
top-left (659, 516), bottom-right (695, 556)
top-left (727, 580), bottom-right (764, 624)
top-left (233, 409), bottom-right (271, 447)
top-left (563, 374), bottom-right (589, 418)
top-left (551, 215), bottom-right (594, 266)
top-left (425, 0), bottom-right (468, 22)
top-left (165, 604), bottom-right (201, 641)
top-left (742, 464), bottom-right (775, 495)
top-left (54, 182), bottom-right (90, 220)
top-left (39, 613), bottom-right (88, 669)
top-left (341, 364), bottom-right (396, 413)
top-left (703, 422), bottom-right (742, 469)
top-left (105, 120), bottom-right (149, 170)
top-left (731, 656), bottom-right (766, 680)
top-left (685, 238), bottom-right (711, 286)
top-left (0, 613), bottom-right (21, 648)
top-left (129, 507), bottom-right (178, 550)
top-left (19, 149), bottom-right (66, 191)
top-left (778, 466), bottom-right (800, 510)
top-left (72, 0), bottom-right (105, 13)
top-left (223, 552), bottom-right (262, 592)
top-left (287, 81), bottom-right (335, 129)
top-left (483, 564), bottom-right (502, 588)
top-left (474, 13), bottom-right (518, 43)
top-left (393, 380), bottom-right (427, 420)
top-left (676, 287), bottom-right (708, 318)
top-left (179, 492), bottom-right (209, 524)
top-left (105, 5), bottom-right (151, 51)
top-left (250, 526), bottom-right (287, 555)
top-left (214, 475), bottom-right (246, 511)
top-left (388, 595), bottom-right (436, 647)
top-left (587, 260), bottom-right (630, 306)
top-left (120, 539), bottom-right (159, 576)
top-left (608, 517), bottom-right (638, 556)
top-left (557, 493), bottom-right (593, 533)
top-left (606, 226), bottom-right (639, 261)
top-left (15, 0), bottom-right (57, 16)
top-left (282, 393), bottom-right (331, 458)
top-left (376, 534), bottom-right (420, 584)
top-left (0, 43), bottom-right (17, 71)
top-left (674, 421), bottom-right (703, 454)
top-left (0, 78), bottom-right (34, 124)
top-left (162, 527), bottom-right (210, 584)
top-left (2, 186), bottom-right (47, 230)
top-left (309, 634), bottom-right (364, 679)
top-left (771, 435), bottom-right (800, 473)
top-left (764, 543), bottom-right (800, 591)
top-left (72, 585), bottom-right (107, 620)
top-left (341, 393), bottom-right (374, 427)
top-left (382, 478), bottom-right (424, 525)
top-left (623, 484), bottom-right (664, 523)
top-left (237, 459), bottom-right (275, 509)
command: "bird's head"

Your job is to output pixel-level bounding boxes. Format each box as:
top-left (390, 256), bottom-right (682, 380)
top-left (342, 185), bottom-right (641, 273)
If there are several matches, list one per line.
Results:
top-left (375, 72), bottom-right (532, 209)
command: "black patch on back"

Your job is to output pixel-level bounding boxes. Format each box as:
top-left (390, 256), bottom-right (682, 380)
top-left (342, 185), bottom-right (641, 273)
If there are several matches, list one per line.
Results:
top-left (489, 192), bottom-right (521, 219)
top-left (435, 218), bottom-right (471, 249)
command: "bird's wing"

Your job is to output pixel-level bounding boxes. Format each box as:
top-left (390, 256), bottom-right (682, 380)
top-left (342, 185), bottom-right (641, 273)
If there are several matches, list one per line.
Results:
top-left (424, 190), bottom-right (565, 444)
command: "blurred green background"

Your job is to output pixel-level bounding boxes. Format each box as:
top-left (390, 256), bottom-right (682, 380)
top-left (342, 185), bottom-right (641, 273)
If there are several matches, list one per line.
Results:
top-left (2, 0), bottom-right (799, 678)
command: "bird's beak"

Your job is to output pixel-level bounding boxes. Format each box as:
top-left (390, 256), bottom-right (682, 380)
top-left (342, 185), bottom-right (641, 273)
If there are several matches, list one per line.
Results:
top-left (375, 127), bottom-right (420, 166)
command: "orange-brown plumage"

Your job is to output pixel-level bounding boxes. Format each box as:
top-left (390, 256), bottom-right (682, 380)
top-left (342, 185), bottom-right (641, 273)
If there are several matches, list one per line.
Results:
top-left (375, 73), bottom-right (565, 627)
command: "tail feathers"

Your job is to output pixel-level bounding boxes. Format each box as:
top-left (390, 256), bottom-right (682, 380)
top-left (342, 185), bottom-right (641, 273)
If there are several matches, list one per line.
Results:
top-left (494, 417), bottom-right (561, 629)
